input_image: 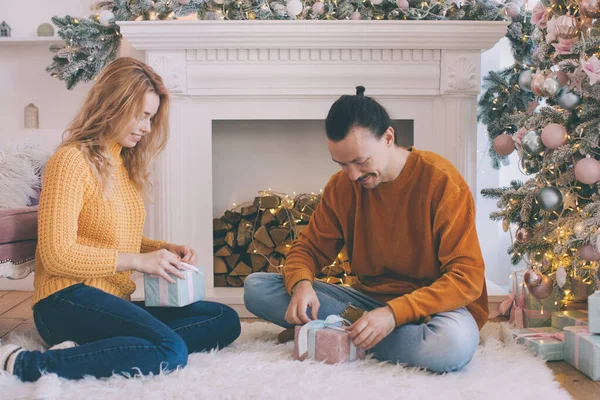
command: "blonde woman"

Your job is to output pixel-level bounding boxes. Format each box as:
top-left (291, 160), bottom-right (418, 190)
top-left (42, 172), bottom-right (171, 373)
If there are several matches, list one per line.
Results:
top-left (0, 57), bottom-right (241, 382)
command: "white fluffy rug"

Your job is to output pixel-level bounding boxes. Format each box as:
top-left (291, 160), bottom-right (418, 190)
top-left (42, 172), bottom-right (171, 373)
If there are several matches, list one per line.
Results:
top-left (0, 322), bottom-right (570, 400)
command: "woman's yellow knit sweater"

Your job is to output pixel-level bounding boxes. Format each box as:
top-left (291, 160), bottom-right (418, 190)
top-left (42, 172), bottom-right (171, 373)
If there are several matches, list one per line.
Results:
top-left (32, 142), bottom-right (164, 306)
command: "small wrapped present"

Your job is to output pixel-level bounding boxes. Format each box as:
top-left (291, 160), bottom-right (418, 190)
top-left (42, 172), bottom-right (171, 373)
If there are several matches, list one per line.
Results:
top-left (144, 263), bottom-right (205, 307)
top-left (590, 291), bottom-right (600, 334)
top-left (489, 270), bottom-right (525, 328)
top-left (511, 327), bottom-right (565, 361)
top-left (564, 326), bottom-right (600, 381)
top-left (293, 315), bottom-right (366, 364)
top-left (572, 276), bottom-right (595, 301)
top-left (524, 288), bottom-right (559, 328)
top-left (552, 310), bottom-right (589, 330)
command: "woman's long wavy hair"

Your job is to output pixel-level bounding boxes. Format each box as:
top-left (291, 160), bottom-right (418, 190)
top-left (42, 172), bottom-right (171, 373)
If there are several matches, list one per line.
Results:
top-left (61, 57), bottom-right (169, 195)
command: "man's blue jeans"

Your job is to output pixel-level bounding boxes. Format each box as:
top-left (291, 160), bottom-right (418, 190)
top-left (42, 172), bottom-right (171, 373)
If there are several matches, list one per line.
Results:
top-left (244, 273), bottom-right (480, 373)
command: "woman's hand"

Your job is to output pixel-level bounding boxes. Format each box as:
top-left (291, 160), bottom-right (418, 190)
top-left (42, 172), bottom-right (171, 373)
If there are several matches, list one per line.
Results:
top-left (161, 243), bottom-right (198, 265)
top-left (118, 249), bottom-right (185, 284)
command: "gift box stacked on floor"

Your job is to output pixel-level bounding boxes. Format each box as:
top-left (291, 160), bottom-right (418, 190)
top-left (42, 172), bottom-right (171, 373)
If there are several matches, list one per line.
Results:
top-left (564, 325), bottom-right (600, 381)
top-left (293, 315), bottom-right (366, 364)
top-left (510, 327), bottom-right (565, 361)
top-left (551, 310), bottom-right (589, 330)
top-left (523, 288), bottom-right (559, 328)
top-left (144, 263), bottom-right (205, 307)
top-left (590, 291), bottom-right (600, 334)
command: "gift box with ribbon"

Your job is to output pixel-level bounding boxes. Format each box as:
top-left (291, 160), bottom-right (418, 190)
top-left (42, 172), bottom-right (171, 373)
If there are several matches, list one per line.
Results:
top-left (489, 270), bottom-right (526, 328)
top-left (564, 325), bottom-right (600, 381)
top-left (590, 291), bottom-right (600, 334)
top-left (144, 263), bottom-right (205, 307)
top-left (511, 327), bottom-right (565, 361)
top-left (523, 288), bottom-right (559, 328)
top-left (552, 310), bottom-right (589, 331)
top-left (293, 315), bottom-right (366, 364)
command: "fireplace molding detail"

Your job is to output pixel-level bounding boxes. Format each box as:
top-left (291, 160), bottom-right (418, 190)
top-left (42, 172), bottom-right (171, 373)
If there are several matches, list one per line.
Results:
top-left (119, 20), bottom-right (507, 314)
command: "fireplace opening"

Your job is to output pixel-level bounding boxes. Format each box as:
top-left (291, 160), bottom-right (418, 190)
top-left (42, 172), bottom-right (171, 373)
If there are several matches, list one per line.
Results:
top-left (212, 119), bottom-right (414, 288)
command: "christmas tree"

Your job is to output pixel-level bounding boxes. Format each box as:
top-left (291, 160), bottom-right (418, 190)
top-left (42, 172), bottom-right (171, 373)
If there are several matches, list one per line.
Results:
top-left (480, 0), bottom-right (600, 306)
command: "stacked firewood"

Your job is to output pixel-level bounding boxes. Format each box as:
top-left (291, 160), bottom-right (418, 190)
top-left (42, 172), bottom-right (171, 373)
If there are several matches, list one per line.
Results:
top-left (212, 192), bottom-right (353, 287)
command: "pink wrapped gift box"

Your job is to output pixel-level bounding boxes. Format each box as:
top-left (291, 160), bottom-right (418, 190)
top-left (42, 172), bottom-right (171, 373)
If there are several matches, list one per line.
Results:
top-left (293, 315), bottom-right (366, 364)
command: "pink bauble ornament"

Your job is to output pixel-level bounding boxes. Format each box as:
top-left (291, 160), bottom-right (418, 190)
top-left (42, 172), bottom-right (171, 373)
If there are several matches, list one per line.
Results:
top-left (397, 0), bottom-right (410, 10)
top-left (525, 268), bottom-right (543, 288)
top-left (178, 0), bottom-right (191, 4)
top-left (351, 11), bottom-right (362, 19)
top-left (578, 243), bottom-right (600, 261)
top-left (507, 3), bottom-right (521, 18)
top-left (516, 227), bottom-right (533, 243)
top-left (312, 1), bottom-right (325, 14)
top-left (529, 275), bottom-right (553, 299)
top-left (575, 157), bottom-right (600, 184)
top-left (548, 71), bottom-right (569, 87)
top-left (541, 123), bottom-right (568, 149)
top-left (581, 0), bottom-right (600, 18)
top-left (555, 15), bottom-right (579, 39)
top-left (493, 133), bottom-right (515, 156)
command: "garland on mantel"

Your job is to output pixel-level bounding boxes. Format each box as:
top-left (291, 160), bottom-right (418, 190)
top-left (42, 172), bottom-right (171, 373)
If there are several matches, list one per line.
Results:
top-left (48, 0), bottom-right (511, 89)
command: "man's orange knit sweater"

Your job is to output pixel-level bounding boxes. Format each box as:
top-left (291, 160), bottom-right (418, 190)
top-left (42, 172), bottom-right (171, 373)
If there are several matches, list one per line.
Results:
top-left (282, 147), bottom-right (488, 330)
top-left (32, 142), bottom-right (164, 307)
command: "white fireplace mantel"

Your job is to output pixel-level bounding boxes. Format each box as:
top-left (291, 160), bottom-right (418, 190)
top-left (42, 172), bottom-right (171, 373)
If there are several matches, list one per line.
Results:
top-left (119, 20), bottom-right (507, 315)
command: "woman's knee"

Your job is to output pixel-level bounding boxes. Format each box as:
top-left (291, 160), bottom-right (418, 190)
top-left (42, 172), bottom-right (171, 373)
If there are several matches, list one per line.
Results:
top-left (158, 333), bottom-right (189, 371)
top-left (219, 303), bottom-right (242, 347)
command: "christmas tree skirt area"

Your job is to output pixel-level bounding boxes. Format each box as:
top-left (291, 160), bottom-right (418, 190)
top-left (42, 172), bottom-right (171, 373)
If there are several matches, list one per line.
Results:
top-left (1, 321), bottom-right (569, 399)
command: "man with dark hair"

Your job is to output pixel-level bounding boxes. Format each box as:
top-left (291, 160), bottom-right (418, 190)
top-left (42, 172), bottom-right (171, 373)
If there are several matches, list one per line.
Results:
top-left (244, 86), bottom-right (488, 372)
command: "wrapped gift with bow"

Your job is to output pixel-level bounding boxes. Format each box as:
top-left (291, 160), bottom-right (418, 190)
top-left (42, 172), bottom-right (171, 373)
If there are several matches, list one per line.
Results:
top-left (551, 310), bottom-right (589, 331)
top-left (293, 315), bottom-right (366, 364)
top-left (523, 286), bottom-right (558, 328)
top-left (144, 263), bottom-right (205, 307)
top-left (511, 327), bottom-right (565, 361)
top-left (489, 270), bottom-right (525, 328)
top-left (564, 325), bottom-right (600, 381)
top-left (590, 291), bottom-right (600, 334)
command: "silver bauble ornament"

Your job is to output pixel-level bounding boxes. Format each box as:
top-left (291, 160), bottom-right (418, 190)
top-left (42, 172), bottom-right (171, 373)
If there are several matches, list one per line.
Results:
top-left (558, 87), bottom-right (582, 110)
top-left (536, 186), bottom-right (563, 212)
top-left (525, 268), bottom-right (543, 288)
top-left (521, 156), bottom-right (541, 174)
top-left (529, 274), bottom-right (553, 299)
top-left (522, 130), bottom-right (545, 155)
top-left (518, 70), bottom-right (533, 92)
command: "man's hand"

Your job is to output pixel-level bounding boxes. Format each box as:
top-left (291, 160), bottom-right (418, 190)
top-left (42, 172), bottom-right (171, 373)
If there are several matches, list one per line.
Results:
top-left (284, 280), bottom-right (320, 325)
top-left (346, 306), bottom-right (396, 350)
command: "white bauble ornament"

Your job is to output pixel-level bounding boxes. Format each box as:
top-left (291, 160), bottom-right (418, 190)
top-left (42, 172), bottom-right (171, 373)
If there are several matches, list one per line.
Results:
top-left (98, 10), bottom-right (115, 27)
top-left (371, 0), bottom-right (384, 4)
top-left (556, 266), bottom-right (567, 288)
top-left (214, 0), bottom-right (225, 4)
top-left (397, 0), bottom-right (410, 9)
top-left (287, 0), bottom-right (304, 16)
top-left (312, 2), bottom-right (325, 14)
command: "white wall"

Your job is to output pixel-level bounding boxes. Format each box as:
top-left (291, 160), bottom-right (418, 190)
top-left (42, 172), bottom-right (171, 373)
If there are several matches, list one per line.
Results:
top-left (0, 0), bottom-right (98, 131)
